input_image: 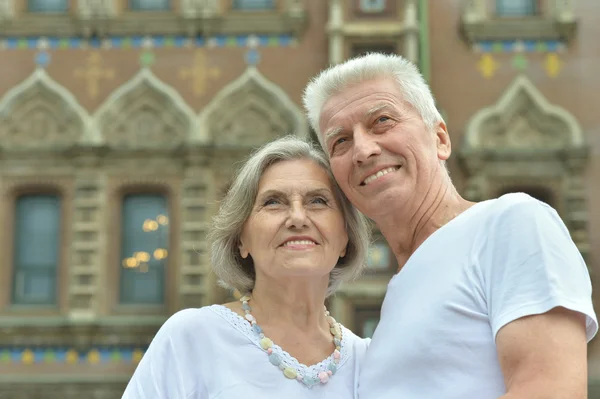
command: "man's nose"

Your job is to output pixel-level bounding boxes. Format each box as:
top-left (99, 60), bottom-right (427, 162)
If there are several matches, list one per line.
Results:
top-left (352, 128), bottom-right (381, 165)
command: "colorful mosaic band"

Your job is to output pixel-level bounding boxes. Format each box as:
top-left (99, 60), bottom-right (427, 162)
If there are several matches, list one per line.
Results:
top-left (0, 346), bottom-right (148, 365)
top-left (474, 40), bottom-right (565, 53)
top-left (0, 34), bottom-right (296, 50)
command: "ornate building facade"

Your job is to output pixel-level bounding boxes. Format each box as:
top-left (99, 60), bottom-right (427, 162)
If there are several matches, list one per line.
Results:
top-left (0, 0), bottom-right (597, 397)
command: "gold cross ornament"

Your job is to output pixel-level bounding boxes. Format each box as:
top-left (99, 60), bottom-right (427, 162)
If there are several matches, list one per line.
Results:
top-left (75, 52), bottom-right (116, 98)
top-left (179, 50), bottom-right (221, 97)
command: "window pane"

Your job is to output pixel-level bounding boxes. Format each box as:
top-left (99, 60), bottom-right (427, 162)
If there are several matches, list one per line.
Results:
top-left (119, 194), bottom-right (168, 305)
top-left (367, 241), bottom-right (391, 271)
top-left (28, 0), bottom-right (68, 13)
top-left (130, 0), bottom-right (170, 11)
top-left (232, 0), bottom-right (275, 11)
top-left (12, 195), bottom-right (61, 305)
top-left (496, 0), bottom-right (537, 16)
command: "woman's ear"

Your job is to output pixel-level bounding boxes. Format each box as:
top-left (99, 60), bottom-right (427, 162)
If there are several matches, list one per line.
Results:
top-left (239, 240), bottom-right (249, 259)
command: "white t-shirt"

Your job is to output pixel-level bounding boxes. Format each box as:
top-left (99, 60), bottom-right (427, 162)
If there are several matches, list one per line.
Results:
top-left (358, 193), bottom-right (598, 399)
top-left (122, 304), bottom-right (370, 399)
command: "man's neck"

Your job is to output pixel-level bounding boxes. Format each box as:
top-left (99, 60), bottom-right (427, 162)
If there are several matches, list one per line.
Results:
top-left (375, 176), bottom-right (474, 270)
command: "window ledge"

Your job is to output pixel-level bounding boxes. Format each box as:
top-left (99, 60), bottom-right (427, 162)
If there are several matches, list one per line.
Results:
top-left (461, 17), bottom-right (577, 44)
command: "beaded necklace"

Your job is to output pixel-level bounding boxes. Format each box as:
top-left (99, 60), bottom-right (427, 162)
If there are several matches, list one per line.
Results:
top-left (240, 295), bottom-right (342, 387)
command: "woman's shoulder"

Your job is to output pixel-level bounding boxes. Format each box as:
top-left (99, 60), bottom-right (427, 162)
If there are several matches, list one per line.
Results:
top-left (158, 305), bottom-right (234, 339)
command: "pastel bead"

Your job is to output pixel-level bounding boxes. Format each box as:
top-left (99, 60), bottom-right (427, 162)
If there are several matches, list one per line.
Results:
top-left (242, 303), bottom-right (251, 311)
top-left (296, 374), bottom-right (303, 381)
top-left (327, 370), bottom-right (333, 376)
top-left (328, 362), bottom-right (337, 374)
top-left (333, 349), bottom-right (340, 359)
top-left (267, 348), bottom-right (273, 354)
top-left (239, 296), bottom-right (250, 302)
top-left (318, 371), bottom-right (329, 383)
top-left (245, 314), bottom-right (256, 323)
top-left (283, 367), bottom-right (298, 379)
top-left (333, 338), bottom-right (341, 347)
top-left (252, 324), bottom-right (262, 334)
top-left (303, 376), bottom-right (319, 387)
top-left (268, 353), bottom-right (281, 366)
top-left (260, 337), bottom-right (273, 349)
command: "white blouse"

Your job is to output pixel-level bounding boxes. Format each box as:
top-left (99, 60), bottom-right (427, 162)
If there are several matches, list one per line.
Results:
top-left (122, 305), bottom-right (370, 399)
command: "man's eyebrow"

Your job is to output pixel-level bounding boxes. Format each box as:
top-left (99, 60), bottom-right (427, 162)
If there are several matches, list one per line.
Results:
top-left (324, 126), bottom-right (343, 147)
top-left (365, 103), bottom-right (394, 119)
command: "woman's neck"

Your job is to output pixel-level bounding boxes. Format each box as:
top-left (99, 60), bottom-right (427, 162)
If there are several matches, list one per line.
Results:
top-left (249, 274), bottom-right (330, 332)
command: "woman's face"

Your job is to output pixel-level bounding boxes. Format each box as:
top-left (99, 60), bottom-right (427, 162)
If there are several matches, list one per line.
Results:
top-left (239, 158), bottom-right (349, 284)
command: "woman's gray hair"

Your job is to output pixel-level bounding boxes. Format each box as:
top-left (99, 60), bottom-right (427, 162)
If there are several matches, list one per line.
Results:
top-left (209, 135), bottom-right (371, 297)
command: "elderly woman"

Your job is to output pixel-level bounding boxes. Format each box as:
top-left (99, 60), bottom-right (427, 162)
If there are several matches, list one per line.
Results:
top-left (122, 135), bottom-right (371, 398)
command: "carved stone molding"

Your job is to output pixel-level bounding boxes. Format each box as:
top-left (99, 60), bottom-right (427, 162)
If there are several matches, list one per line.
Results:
top-left (460, 0), bottom-right (578, 44)
top-left (0, 69), bottom-right (90, 151)
top-left (93, 68), bottom-right (196, 151)
top-left (460, 75), bottom-right (589, 260)
top-left (0, 0), bottom-right (307, 38)
top-left (197, 66), bottom-right (307, 148)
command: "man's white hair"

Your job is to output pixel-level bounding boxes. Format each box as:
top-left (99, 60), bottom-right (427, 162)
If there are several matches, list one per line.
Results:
top-left (302, 53), bottom-right (444, 149)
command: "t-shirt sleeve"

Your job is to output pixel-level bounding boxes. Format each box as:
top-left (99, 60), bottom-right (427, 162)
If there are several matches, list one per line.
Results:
top-left (122, 309), bottom-right (205, 399)
top-left (481, 196), bottom-right (597, 341)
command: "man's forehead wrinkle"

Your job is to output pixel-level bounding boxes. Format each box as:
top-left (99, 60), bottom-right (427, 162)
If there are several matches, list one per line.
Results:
top-left (321, 86), bottom-right (404, 136)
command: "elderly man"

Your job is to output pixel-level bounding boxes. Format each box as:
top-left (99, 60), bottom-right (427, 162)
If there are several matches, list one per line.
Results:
top-left (302, 52), bottom-right (597, 399)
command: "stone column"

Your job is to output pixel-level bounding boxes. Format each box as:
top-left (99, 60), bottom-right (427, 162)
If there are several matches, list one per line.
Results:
top-left (403, 0), bottom-right (419, 64)
top-left (328, 0), bottom-right (344, 65)
top-left (68, 153), bottom-right (106, 322)
top-left (179, 149), bottom-right (213, 309)
top-left (0, 0), bottom-right (13, 21)
top-left (462, 0), bottom-right (486, 23)
top-left (553, 0), bottom-right (574, 22)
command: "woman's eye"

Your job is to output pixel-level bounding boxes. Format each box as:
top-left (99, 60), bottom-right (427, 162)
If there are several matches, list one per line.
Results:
top-left (377, 116), bottom-right (390, 123)
top-left (311, 197), bottom-right (327, 205)
top-left (263, 198), bottom-right (279, 206)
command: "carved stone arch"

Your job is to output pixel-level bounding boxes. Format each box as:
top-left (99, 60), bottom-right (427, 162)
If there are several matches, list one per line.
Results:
top-left (0, 68), bottom-right (92, 151)
top-left (93, 68), bottom-right (196, 150)
top-left (196, 67), bottom-right (308, 148)
top-left (460, 75), bottom-right (590, 260)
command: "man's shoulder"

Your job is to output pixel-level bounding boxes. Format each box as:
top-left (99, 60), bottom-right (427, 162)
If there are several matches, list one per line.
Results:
top-left (479, 192), bottom-right (555, 223)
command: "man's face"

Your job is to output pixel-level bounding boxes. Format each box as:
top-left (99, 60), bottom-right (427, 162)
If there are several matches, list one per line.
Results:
top-left (318, 77), bottom-right (451, 219)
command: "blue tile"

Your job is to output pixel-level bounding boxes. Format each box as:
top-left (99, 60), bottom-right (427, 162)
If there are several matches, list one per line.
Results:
top-left (195, 36), bottom-right (205, 47)
top-left (524, 40), bottom-right (536, 52)
top-left (214, 35), bottom-right (227, 47)
top-left (69, 37), bottom-right (81, 48)
top-left (278, 35), bottom-right (291, 47)
top-left (131, 36), bottom-right (143, 48)
top-left (546, 41), bottom-right (559, 52)
top-left (174, 36), bottom-right (186, 47)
